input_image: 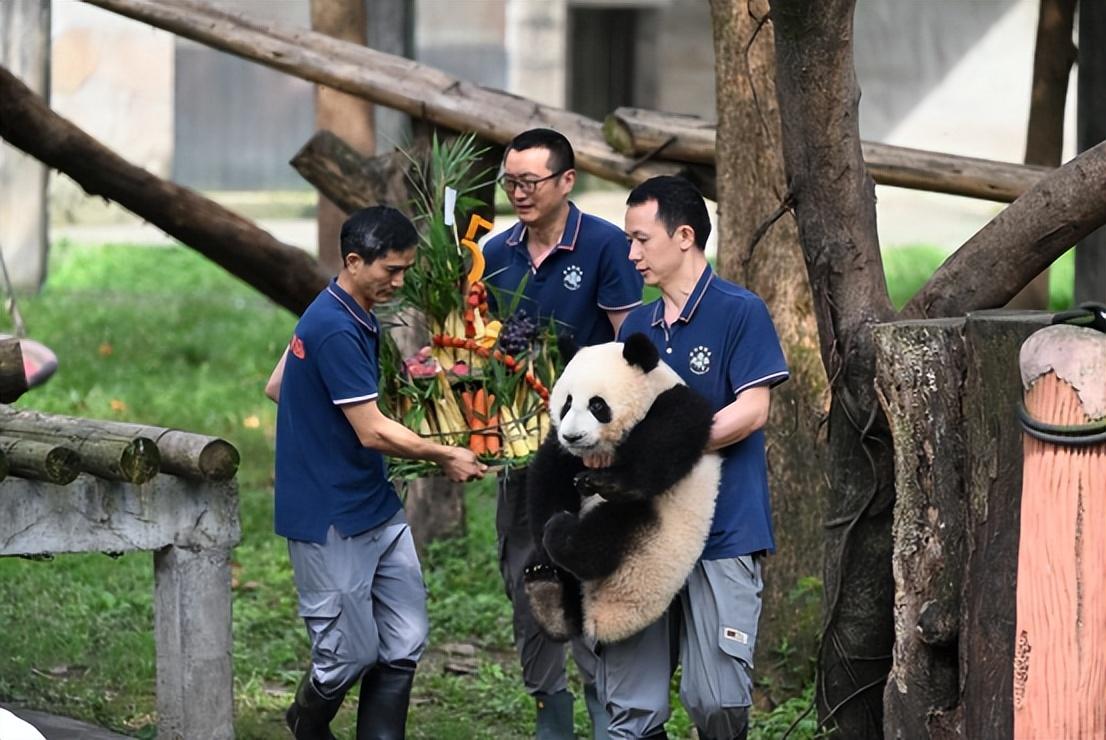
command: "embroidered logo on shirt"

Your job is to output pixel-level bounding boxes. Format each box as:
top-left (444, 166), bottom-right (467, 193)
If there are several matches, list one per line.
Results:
top-left (563, 265), bottom-right (584, 291)
top-left (689, 345), bottom-right (712, 375)
top-left (290, 334), bottom-right (306, 359)
top-left (723, 626), bottom-right (749, 644)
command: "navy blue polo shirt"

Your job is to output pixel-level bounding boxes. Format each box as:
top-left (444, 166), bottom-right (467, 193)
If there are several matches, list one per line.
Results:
top-left (274, 278), bottom-right (401, 544)
top-left (483, 202), bottom-right (643, 346)
top-left (618, 265), bottom-right (789, 558)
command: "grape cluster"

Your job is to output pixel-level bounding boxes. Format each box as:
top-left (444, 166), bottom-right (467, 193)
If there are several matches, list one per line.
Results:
top-left (498, 310), bottom-right (540, 356)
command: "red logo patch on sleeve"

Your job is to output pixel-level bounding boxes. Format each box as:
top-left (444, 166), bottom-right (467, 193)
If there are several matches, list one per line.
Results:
top-left (290, 334), bottom-right (306, 359)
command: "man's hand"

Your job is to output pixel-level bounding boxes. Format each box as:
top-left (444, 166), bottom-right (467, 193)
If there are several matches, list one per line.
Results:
top-left (438, 447), bottom-right (488, 482)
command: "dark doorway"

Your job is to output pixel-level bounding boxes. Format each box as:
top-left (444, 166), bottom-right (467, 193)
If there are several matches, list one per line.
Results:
top-left (568, 6), bottom-right (656, 121)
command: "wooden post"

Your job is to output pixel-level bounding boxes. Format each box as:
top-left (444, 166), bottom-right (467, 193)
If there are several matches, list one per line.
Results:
top-left (1014, 324), bottom-right (1106, 737)
top-left (401, 476), bottom-right (464, 558)
top-left (1076, 0), bottom-right (1106, 304)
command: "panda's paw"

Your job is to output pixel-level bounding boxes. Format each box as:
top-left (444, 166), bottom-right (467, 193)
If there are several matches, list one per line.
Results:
top-left (542, 511), bottom-right (578, 556)
top-left (523, 570), bottom-right (574, 642)
top-left (523, 561), bottom-right (562, 584)
top-left (574, 470), bottom-right (637, 502)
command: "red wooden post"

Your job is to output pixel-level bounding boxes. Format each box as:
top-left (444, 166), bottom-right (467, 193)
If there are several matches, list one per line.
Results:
top-left (1014, 324), bottom-right (1106, 738)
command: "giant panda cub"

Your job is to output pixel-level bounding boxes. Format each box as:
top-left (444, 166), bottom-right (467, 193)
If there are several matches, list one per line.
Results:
top-left (524, 333), bottom-right (722, 643)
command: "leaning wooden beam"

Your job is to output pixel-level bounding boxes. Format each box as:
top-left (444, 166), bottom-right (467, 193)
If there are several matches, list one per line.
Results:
top-left (290, 130), bottom-right (413, 215)
top-left (0, 66), bottom-right (328, 316)
top-left (0, 435), bottom-right (80, 485)
top-left (604, 107), bottom-right (1052, 203)
top-left (80, 0), bottom-right (708, 194)
top-left (0, 407), bottom-right (239, 482)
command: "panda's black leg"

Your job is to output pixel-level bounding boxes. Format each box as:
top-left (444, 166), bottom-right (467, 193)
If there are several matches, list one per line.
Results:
top-left (544, 503), bottom-right (655, 582)
top-left (526, 435), bottom-right (586, 557)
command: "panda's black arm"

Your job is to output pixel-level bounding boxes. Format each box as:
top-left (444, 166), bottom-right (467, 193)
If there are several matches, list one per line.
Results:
top-left (578, 385), bottom-right (714, 501)
top-left (525, 432), bottom-right (587, 555)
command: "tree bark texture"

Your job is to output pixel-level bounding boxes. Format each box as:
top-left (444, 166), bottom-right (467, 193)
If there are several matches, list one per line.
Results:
top-left (904, 140), bottom-right (1106, 318)
top-left (400, 476), bottom-right (464, 558)
top-left (770, 1), bottom-right (897, 735)
top-left (709, 0), bottom-right (827, 702)
top-left (958, 311), bottom-right (1050, 739)
top-left (1013, 325), bottom-right (1106, 738)
top-left (81, 0), bottom-right (709, 196)
top-left (0, 65), bottom-right (328, 316)
top-left (1008, 0), bottom-right (1077, 309)
top-left (311, 0), bottom-right (375, 271)
top-left (873, 320), bottom-right (966, 739)
top-left (1075, 0), bottom-right (1106, 304)
top-left (603, 106), bottom-right (1051, 204)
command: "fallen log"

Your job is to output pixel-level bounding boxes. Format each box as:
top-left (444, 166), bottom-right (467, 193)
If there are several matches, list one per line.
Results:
top-left (0, 337), bottom-right (28, 404)
top-left (80, 0), bottom-right (715, 196)
top-left (604, 106), bottom-right (1051, 203)
top-left (0, 407), bottom-right (239, 482)
top-left (0, 435), bottom-right (80, 485)
top-left (0, 66), bottom-right (328, 316)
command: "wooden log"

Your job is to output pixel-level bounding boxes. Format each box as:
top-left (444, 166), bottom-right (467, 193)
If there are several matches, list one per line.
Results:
top-left (290, 130), bottom-right (412, 214)
top-left (0, 434), bottom-right (80, 484)
top-left (0, 409), bottom-right (160, 483)
top-left (0, 337), bottom-right (28, 403)
top-left (79, 0), bottom-right (715, 197)
top-left (603, 106), bottom-right (1051, 203)
top-left (0, 407), bottom-right (238, 481)
top-left (0, 66), bottom-right (328, 317)
top-left (1013, 324), bottom-right (1106, 738)
top-left (959, 310), bottom-right (1052, 739)
top-left (873, 319), bottom-right (966, 739)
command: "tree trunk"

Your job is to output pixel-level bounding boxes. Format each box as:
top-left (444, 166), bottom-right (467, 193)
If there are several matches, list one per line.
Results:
top-left (603, 106), bottom-right (1051, 204)
top-left (709, 0), bottom-right (827, 703)
top-left (1076, 0), bottom-right (1106, 304)
top-left (770, 1), bottom-right (897, 736)
top-left (1008, 0), bottom-right (1077, 309)
top-left (311, 0), bottom-right (375, 271)
top-left (873, 320), bottom-right (965, 739)
top-left (0, 65), bottom-right (328, 316)
top-left (0, 337), bottom-right (28, 403)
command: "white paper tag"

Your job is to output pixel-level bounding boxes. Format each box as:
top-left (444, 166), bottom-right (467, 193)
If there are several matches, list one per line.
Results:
top-left (723, 627), bottom-right (749, 645)
top-left (444, 187), bottom-right (457, 226)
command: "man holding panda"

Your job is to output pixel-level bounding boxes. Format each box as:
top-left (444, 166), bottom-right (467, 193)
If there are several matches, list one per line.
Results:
top-left (483, 128), bottom-right (644, 739)
top-left (596, 176), bottom-right (790, 740)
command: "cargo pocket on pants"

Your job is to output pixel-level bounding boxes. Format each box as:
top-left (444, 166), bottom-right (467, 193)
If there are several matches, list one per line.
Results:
top-left (298, 590), bottom-right (344, 666)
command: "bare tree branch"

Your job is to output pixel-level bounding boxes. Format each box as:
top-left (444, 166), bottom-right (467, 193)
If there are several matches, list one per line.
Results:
top-left (904, 140), bottom-right (1106, 318)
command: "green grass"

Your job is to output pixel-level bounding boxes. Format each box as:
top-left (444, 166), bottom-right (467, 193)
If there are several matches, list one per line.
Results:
top-left (3, 239), bottom-right (1068, 738)
top-left (882, 244), bottom-right (1076, 311)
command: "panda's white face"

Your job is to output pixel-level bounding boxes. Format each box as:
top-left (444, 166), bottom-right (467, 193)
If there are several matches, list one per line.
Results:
top-left (549, 342), bottom-right (682, 457)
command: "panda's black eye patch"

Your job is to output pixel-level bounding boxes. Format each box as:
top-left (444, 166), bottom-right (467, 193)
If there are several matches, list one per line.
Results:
top-left (588, 396), bottom-right (611, 423)
top-left (560, 395), bottom-right (573, 422)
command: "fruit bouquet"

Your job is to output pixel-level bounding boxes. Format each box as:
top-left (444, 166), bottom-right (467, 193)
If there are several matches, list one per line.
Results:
top-left (379, 135), bottom-right (560, 478)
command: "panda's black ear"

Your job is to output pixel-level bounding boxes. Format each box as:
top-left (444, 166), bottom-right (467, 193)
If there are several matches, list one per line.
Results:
top-left (622, 333), bottom-right (659, 372)
top-left (557, 333), bottom-right (579, 365)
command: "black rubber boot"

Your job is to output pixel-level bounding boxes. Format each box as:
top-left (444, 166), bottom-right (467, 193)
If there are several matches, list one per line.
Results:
top-left (285, 671), bottom-right (344, 740)
top-left (535, 690), bottom-right (575, 740)
top-left (356, 662), bottom-right (416, 740)
top-left (583, 683), bottom-right (611, 740)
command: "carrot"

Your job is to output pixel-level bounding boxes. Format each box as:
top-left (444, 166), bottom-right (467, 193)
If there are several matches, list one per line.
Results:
top-left (459, 389), bottom-right (486, 454)
top-left (483, 392), bottom-right (501, 454)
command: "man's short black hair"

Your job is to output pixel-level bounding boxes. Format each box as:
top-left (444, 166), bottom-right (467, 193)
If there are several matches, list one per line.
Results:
top-left (626, 176), bottom-right (711, 250)
top-left (340, 205), bottom-right (419, 264)
top-left (506, 128), bottom-right (576, 175)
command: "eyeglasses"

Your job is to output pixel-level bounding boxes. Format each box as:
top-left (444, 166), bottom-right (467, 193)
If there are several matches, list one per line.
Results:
top-left (496, 169), bottom-right (567, 195)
